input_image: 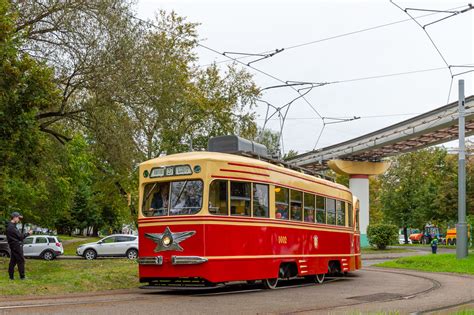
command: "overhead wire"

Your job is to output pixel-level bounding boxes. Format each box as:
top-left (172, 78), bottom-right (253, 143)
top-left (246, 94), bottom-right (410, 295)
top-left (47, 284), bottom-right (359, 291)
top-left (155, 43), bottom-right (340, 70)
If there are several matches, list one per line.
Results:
top-left (202, 4), bottom-right (468, 67)
top-left (124, 9), bottom-right (328, 155)
top-left (390, 1), bottom-right (474, 104)
top-left (127, 6), bottom-right (473, 154)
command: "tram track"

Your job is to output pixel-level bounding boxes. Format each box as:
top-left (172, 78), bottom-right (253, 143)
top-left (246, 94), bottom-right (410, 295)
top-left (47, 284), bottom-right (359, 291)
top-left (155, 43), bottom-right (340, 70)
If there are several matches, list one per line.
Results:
top-left (281, 267), bottom-right (443, 314)
top-left (0, 268), bottom-right (471, 314)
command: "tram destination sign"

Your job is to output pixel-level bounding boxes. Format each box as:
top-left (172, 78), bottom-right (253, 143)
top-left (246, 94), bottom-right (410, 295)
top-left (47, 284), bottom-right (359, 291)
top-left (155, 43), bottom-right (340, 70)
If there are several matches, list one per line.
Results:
top-left (149, 165), bottom-right (193, 178)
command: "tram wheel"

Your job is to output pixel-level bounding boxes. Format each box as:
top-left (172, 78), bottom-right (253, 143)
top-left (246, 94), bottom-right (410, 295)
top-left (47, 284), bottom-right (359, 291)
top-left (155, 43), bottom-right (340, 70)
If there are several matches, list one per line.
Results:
top-left (262, 278), bottom-right (278, 289)
top-left (315, 274), bottom-right (325, 284)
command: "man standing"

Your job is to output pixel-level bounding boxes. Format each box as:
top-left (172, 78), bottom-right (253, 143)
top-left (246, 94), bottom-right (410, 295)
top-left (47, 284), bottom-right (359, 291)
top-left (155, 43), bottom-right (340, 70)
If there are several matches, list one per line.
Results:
top-left (6, 212), bottom-right (32, 280)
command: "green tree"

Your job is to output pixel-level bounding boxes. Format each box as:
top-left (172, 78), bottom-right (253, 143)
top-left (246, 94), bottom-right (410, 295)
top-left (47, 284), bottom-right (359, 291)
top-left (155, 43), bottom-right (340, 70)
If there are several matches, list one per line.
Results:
top-left (380, 148), bottom-right (458, 242)
top-left (0, 0), bottom-right (61, 222)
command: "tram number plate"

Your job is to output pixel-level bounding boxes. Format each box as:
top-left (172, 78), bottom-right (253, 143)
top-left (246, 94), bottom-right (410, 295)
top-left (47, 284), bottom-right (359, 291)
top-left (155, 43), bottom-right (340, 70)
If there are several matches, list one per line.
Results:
top-left (278, 236), bottom-right (288, 244)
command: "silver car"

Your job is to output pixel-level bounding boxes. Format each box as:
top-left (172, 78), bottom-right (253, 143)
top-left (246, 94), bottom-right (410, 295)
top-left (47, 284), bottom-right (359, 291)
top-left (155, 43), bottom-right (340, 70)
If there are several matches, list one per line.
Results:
top-left (0, 235), bottom-right (10, 258)
top-left (76, 234), bottom-right (138, 260)
top-left (23, 235), bottom-right (64, 260)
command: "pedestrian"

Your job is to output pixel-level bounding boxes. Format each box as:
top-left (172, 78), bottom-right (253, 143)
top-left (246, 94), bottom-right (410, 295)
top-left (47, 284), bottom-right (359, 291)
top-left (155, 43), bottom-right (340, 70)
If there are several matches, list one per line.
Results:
top-left (430, 236), bottom-right (438, 254)
top-left (6, 212), bottom-right (32, 280)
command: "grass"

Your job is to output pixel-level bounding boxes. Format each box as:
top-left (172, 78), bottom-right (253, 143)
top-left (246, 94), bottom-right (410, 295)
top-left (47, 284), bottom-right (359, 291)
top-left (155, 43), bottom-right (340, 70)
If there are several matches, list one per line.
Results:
top-left (361, 247), bottom-right (413, 254)
top-left (0, 258), bottom-right (138, 296)
top-left (56, 234), bottom-right (78, 241)
top-left (375, 253), bottom-right (474, 275)
top-left (398, 243), bottom-right (457, 249)
top-left (61, 237), bottom-right (101, 256)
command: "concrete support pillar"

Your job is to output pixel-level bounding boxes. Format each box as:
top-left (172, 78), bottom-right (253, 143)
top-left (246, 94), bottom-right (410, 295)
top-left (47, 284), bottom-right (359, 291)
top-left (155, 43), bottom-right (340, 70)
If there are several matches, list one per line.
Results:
top-left (349, 175), bottom-right (370, 246)
top-left (328, 160), bottom-right (390, 247)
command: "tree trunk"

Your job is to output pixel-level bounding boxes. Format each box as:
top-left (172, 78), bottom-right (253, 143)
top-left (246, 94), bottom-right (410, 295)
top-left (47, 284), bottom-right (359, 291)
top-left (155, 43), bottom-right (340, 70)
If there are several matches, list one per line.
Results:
top-left (403, 226), bottom-right (408, 244)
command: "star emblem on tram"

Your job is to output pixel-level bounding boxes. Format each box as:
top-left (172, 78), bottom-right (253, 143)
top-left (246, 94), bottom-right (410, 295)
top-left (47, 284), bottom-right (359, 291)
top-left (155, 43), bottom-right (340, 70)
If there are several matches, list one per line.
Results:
top-left (145, 226), bottom-right (196, 252)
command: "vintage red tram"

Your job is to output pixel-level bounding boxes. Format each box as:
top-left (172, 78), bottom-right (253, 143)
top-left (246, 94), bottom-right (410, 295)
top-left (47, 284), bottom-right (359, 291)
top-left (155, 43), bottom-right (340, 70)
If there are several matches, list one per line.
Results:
top-left (138, 150), bottom-right (361, 289)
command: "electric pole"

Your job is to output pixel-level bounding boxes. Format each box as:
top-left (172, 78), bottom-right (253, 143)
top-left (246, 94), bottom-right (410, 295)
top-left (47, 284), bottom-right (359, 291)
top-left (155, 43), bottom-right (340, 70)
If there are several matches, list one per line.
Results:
top-left (457, 79), bottom-right (468, 259)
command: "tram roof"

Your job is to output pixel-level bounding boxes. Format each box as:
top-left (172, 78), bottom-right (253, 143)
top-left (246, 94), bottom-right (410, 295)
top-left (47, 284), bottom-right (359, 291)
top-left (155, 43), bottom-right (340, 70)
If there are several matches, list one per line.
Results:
top-left (140, 151), bottom-right (350, 193)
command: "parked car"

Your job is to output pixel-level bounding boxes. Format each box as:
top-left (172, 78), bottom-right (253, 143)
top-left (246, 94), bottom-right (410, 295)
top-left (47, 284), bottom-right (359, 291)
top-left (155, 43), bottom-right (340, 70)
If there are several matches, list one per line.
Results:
top-left (398, 234), bottom-right (412, 244)
top-left (23, 235), bottom-right (64, 260)
top-left (76, 234), bottom-right (138, 260)
top-left (0, 235), bottom-right (10, 258)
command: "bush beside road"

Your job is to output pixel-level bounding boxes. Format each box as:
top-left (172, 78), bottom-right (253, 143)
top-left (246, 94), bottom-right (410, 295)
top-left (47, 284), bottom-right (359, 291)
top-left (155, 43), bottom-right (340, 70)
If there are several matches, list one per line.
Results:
top-left (375, 253), bottom-right (474, 275)
top-left (0, 258), bottom-right (138, 296)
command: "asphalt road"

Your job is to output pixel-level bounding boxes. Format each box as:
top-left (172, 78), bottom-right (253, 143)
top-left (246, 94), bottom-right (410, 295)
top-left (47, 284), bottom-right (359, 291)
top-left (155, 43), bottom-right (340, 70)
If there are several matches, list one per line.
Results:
top-left (0, 262), bottom-right (473, 315)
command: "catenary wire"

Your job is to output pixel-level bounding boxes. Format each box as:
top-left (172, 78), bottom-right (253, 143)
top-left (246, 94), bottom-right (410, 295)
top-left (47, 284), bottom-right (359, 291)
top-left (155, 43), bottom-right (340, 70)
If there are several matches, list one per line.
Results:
top-left (202, 4), bottom-right (467, 67)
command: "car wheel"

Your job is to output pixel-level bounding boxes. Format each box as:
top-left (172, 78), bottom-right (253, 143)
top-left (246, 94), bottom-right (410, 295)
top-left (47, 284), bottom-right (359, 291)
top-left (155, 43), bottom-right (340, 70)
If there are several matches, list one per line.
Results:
top-left (126, 249), bottom-right (138, 260)
top-left (0, 251), bottom-right (9, 258)
top-left (42, 250), bottom-right (55, 261)
top-left (84, 249), bottom-right (97, 260)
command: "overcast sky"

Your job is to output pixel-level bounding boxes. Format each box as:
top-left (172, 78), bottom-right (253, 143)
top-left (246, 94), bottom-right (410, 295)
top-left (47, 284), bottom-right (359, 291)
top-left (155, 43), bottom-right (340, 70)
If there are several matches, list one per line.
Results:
top-left (137, 0), bottom-right (473, 154)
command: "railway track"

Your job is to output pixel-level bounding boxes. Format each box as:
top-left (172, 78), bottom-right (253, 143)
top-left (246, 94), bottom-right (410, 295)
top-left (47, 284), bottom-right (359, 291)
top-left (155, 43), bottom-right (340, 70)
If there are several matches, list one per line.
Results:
top-left (0, 268), bottom-right (472, 314)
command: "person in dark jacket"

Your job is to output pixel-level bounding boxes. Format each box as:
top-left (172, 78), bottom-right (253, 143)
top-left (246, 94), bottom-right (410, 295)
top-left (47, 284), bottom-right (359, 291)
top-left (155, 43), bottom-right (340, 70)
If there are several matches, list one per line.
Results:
top-left (6, 212), bottom-right (32, 280)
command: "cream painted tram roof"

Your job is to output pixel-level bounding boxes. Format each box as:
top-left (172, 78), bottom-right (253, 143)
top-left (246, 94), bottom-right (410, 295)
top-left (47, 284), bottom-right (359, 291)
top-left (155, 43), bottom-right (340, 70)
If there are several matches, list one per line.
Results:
top-left (140, 151), bottom-right (350, 193)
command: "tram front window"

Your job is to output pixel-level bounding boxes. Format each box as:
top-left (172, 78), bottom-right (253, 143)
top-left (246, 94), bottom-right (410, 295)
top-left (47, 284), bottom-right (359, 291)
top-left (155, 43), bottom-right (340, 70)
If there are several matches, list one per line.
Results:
top-left (142, 180), bottom-right (203, 217)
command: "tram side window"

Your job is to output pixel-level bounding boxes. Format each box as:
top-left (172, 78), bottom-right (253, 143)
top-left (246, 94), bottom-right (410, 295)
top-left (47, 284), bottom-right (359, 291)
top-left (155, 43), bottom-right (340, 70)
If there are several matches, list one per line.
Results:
top-left (326, 198), bottom-right (336, 225)
top-left (209, 180), bottom-right (228, 215)
top-left (142, 182), bottom-right (170, 217)
top-left (316, 196), bottom-right (326, 224)
top-left (336, 200), bottom-right (345, 226)
top-left (348, 203), bottom-right (353, 227)
top-left (304, 193), bottom-right (315, 223)
top-left (275, 186), bottom-right (289, 220)
top-left (230, 182), bottom-right (251, 216)
top-left (253, 184), bottom-right (269, 218)
top-left (290, 190), bottom-right (303, 221)
top-left (356, 208), bottom-right (360, 231)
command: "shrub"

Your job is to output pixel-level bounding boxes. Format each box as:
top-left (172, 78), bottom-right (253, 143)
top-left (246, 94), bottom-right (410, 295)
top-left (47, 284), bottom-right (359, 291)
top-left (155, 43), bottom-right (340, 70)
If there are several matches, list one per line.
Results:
top-left (367, 223), bottom-right (398, 249)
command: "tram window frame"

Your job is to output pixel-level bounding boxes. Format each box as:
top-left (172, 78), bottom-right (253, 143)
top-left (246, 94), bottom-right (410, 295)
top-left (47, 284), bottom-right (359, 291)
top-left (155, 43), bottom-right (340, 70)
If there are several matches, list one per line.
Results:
top-left (316, 195), bottom-right (326, 224)
top-left (336, 200), bottom-right (345, 226)
top-left (230, 181), bottom-right (251, 216)
top-left (290, 190), bottom-right (303, 221)
top-left (326, 198), bottom-right (336, 225)
top-left (275, 186), bottom-right (289, 220)
top-left (303, 193), bottom-right (316, 223)
top-left (348, 203), bottom-right (353, 227)
top-left (253, 183), bottom-right (269, 218)
top-left (209, 180), bottom-right (229, 216)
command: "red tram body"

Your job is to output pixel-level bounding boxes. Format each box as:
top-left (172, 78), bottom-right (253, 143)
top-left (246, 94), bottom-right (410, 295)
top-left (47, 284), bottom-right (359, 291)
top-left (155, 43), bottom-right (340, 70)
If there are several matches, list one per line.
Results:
top-left (138, 151), bottom-right (361, 288)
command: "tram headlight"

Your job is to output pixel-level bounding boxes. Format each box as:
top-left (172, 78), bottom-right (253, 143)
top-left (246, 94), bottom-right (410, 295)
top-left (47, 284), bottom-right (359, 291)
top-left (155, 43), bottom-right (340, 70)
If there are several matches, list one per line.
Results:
top-left (162, 236), bottom-right (172, 247)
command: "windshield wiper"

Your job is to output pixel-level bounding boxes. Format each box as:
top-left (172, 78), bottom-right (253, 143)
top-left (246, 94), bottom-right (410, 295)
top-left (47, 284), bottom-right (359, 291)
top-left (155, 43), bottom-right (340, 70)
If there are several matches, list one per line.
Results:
top-left (174, 181), bottom-right (189, 207)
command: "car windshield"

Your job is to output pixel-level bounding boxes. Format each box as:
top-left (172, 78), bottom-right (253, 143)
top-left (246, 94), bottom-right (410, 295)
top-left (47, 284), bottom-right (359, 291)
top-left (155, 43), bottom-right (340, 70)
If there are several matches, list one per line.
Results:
top-left (142, 180), bottom-right (203, 217)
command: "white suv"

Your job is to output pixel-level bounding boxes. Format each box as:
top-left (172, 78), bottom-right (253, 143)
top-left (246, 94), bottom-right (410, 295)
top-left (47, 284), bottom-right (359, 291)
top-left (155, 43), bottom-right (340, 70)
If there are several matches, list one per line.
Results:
top-left (23, 235), bottom-right (64, 260)
top-left (76, 234), bottom-right (138, 260)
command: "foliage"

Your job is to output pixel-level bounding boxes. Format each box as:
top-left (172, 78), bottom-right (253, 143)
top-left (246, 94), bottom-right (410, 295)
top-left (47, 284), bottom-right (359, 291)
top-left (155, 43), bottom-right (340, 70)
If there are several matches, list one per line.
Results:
top-left (1, 1), bottom-right (261, 234)
top-left (257, 128), bottom-right (280, 158)
top-left (0, 0), bottom-right (60, 221)
top-left (367, 223), bottom-right (398, 249)
top-left (375, 253), bottom-right (474, 275)
top-left (380, 148), bottom-right (462, 231)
